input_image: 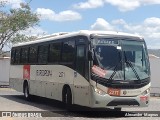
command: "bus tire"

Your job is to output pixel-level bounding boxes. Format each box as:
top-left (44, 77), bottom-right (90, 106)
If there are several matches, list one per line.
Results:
top-left (114, 107), bottom-right (122, 111)
top-left (63, 87), bottom-right (72, 110)
top-left (24, 83), bottom-right (31, 101)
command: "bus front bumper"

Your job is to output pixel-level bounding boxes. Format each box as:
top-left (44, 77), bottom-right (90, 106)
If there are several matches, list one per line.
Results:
top-left (90, 90), bottom-right (150, 108)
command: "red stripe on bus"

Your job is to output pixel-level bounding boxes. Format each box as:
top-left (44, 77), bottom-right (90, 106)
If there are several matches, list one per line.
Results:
top-left (23, 65), bottom-right (30, 80)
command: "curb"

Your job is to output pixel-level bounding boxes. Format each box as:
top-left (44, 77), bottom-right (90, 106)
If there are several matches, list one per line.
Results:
top-left (150, 93), bottom-right (160, 97)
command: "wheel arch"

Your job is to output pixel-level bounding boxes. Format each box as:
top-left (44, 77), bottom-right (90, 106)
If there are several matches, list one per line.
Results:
top-left (62, 84), bottom-right (73, 103)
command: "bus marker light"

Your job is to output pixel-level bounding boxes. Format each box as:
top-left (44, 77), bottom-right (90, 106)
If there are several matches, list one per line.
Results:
top-left (140, 96), bottom-right (148, 102)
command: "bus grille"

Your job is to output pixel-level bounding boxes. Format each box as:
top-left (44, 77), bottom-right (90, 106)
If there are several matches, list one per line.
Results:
top-left (107, 99), bottom-right (140, 106)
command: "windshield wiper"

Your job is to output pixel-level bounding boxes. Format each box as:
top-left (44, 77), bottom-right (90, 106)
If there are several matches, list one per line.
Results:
top-left (109, 51), bottom-right (122, 80)
top-left (92, 73), bottom-right (110, 85)
top-left (124, 51), bottom-right (141, 81)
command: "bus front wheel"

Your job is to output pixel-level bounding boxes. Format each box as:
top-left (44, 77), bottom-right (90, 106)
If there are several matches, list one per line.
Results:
top-left (63, 87), bottom-right (72, 110)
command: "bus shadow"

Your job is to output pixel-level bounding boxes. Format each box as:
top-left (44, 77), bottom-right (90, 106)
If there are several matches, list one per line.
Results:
top-left (0, 94), bottom-right (129, 118)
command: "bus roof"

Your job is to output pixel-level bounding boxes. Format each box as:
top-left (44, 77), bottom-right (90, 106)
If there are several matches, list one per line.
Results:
top-left (13, 30), bottom-right (143, 47)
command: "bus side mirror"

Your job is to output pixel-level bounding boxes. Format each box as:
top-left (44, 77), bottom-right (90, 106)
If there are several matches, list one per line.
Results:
top-left (88, 50), bottom-right (94, 61)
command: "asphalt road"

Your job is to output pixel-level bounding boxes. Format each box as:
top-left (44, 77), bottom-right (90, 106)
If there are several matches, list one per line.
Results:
top-left (0, 88), bottom-right (160, 120)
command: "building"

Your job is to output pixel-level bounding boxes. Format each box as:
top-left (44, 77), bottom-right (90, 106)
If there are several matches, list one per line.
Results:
top-left (149, 54), bottom-right (160, 96)
top-left (0, 57), bottom-right (10, 86)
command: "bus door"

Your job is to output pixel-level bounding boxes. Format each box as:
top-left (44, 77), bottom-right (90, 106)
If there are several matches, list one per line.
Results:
top-left (73, 39), bottom-right (90, 106)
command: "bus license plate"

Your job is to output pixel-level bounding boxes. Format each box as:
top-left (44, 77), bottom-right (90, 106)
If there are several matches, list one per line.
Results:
top-left (107, 88), bottom-right (121, 96)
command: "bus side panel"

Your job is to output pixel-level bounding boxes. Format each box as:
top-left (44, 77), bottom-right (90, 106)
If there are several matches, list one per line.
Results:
top-left (45, 82), bottom-right (56, 99)
top-left (50, 65), bottom-right (75, 101)
top-left (29, 65), bottom-right (37, 95)
top-left (10, 64), bottom-right (91, 107)
top-left (41, 82), bottom-right (65, 101)
top-left (73, 73), bottom-right (91, 107)
top-left (28, 65), bottom-right (75, 101)
top-left (29, 80), bottom-right (36, 95)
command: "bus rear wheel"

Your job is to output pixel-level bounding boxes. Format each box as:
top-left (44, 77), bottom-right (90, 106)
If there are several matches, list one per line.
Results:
top-left (63, 88), bottom-right (72, 110)
top-left (24, 83), bottom-right (31, 101)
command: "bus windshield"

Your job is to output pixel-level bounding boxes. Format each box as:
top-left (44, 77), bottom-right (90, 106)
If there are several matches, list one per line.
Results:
top-left (92, 38), bottom-right (150, 81)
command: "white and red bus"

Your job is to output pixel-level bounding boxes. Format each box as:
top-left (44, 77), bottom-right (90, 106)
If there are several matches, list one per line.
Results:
top-left (10, 30), bottom-right (150, 110)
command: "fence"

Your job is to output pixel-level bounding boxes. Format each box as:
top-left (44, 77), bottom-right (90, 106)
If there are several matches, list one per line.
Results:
top-left (150, 58), bottom-right (160, 96)
top-left (0, 57), bottom-right (10, 87)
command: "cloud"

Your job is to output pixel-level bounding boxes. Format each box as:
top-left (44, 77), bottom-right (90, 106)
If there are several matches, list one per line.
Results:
top-left (144, 17), bottom-right (160, 26)
top-left (54, 10), bottom-right (82, 22)
top-left (90, 17), bottom-right (160, 49)
top-left (73, 0), bottom-right (160, 12)
top-left (91, 18), bottom-right (114, 31)
top-left (73, 0), bottom-right (104, 9)
top-left (140, 0), bottom-right (160, 5)
top-left (123, 17), bottom-right (160, 40)
top-left (112, 19), bottom-right (126, 25)
top-left (35, 8), bottom-right (82, 22)
top-left (35, 8), bottom-right (55, 20)
top-left (20, 27), bottom-right (47, 37)
top-left (2, 0), bottom-right (24, 8)
top-left (104, 0), bottom-right (160, 12)
top-left (104, 0), bottom-right (140, 12)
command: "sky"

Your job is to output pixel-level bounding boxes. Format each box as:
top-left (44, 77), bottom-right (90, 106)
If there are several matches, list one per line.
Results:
top-left (2, 0), bottom-right (160, 49)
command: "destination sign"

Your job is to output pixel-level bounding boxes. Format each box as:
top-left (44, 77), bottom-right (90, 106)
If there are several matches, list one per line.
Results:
top-left (95, 39), bottom-right (119, 45)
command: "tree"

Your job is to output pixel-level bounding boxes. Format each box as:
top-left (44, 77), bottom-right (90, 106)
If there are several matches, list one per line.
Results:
top-left (0, 1), bottom-right (39, 54)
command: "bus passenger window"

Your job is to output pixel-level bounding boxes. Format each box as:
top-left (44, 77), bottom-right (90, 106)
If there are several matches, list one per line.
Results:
top-left (62, 40), bottom-right (75, 68)
top-left (48, 42), bottom-right (61, 63)
top-left (15, 49), bottom-right (21, 64)
top-left (62, 40), bottom-right (75, 62)
top-left (38, 45), bottom-right (48, 64)
top-left (11, 49), bottom-right (15, 64)
top-left (29, 46), bottom-right (37, 64)
top-left (76, 45), bottom-right (85, 76)
top-left (21, 47), bottom-right (29, 64)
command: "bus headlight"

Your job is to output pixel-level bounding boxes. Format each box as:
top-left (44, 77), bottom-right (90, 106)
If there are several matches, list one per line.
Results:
top-left (141, 88), bottom-right (150, 95)
top-left (94, 87), bottom-right (106, 95)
